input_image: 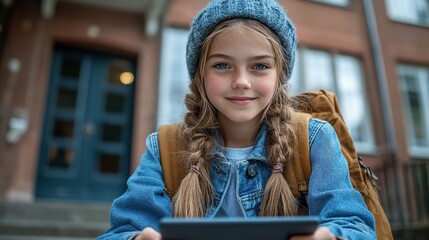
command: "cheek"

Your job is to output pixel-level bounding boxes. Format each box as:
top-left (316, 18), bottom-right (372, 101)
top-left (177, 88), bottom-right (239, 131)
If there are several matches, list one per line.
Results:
top-left (255, 77), bottom-right (277, 99)
top-left (204, 75), bottom-right (224, 102)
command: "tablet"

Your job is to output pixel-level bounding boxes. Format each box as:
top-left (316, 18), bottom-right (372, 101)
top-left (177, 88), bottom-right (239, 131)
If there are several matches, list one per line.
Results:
top-left (160, 216), bottom-right (320, 240)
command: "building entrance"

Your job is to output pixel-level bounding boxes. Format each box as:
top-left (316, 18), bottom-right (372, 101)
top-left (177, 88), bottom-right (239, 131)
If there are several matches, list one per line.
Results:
top-left (36, 46), bottom-right (136, 201)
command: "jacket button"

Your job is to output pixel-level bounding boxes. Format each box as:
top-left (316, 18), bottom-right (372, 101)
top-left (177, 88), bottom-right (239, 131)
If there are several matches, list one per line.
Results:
top-left (247, 164), bottom-right (257, 178)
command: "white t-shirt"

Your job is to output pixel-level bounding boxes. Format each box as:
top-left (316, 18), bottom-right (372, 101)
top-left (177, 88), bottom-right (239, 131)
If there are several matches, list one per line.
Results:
top-left (215, 146), bottom-right (253, 217)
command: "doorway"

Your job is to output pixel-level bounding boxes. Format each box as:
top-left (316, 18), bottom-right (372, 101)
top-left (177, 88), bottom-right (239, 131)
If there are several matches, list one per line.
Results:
top-left (36, 46), bottom-right (136, 201)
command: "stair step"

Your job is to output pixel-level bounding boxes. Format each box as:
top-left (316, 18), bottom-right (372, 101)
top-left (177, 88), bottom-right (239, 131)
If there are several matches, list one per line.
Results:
top-left (0, 201), bottom-right (111, 238)
top-left (0, 235), bottom-right (94, 240)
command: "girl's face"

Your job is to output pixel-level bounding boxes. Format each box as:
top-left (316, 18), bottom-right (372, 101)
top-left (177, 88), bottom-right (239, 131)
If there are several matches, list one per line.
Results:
top-left (204, 26), bottom-right (277, 127)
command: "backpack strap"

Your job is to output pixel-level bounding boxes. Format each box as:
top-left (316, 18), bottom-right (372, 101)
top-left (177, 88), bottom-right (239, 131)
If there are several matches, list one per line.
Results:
top-left (288, 111), bottom-right (312, 197)
top-left (158, 122), bottom-right (186, 199)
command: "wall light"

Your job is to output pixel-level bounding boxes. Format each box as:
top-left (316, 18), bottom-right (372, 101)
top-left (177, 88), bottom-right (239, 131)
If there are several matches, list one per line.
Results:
top-left (120, 72), bottom-right (134, 85)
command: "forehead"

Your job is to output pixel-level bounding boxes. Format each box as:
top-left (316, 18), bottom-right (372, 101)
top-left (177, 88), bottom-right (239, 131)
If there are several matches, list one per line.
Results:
top-left (208, 25), bottom-right (274, 55)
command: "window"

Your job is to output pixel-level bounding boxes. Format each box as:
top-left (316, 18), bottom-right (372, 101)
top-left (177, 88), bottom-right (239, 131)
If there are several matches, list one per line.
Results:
top-left (157, 28), bottom-right (190, 126)
top-left (290, 48), bottom-right (375, 153)
top-left (399, 64), bottom-right (429, 157)
top-left (310, 0), bottom-right (351, 7)
top-left (386, 0), bottom-right (429, 26)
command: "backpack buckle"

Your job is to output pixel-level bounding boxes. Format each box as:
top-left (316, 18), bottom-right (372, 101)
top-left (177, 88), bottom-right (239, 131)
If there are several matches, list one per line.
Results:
top-left (358, 156), bottom-right (380, 190)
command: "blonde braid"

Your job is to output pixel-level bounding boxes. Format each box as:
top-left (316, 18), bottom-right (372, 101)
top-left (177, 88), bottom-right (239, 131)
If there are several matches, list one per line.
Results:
top-left (172, 73), bottom-right (217, 217)
top-left (259, 85), bottom-right (299, 216)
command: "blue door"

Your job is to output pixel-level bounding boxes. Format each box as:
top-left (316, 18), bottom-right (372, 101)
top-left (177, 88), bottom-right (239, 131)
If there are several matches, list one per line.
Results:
top-left (36, 46), bottom-right (136, 201)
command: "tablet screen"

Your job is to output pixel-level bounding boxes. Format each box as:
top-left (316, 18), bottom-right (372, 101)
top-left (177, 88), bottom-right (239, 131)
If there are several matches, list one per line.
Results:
top-left (160, 216), bottom-right (320, 240)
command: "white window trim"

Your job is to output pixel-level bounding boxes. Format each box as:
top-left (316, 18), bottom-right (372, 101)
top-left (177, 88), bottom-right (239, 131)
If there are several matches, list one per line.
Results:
top-left (309, 0), bottom-right (352, 7)
top-left (386, 0), bottom-right (429, 27)
top-left (157, 28), bottom-right (190, 127)
top-left (291, 48), bottom-right (376, 154)
top-left (400, 64), bottom-right (429, 158)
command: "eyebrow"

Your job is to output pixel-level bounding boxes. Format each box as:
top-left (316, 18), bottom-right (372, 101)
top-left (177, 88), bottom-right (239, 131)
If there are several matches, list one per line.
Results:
top-left (207, 53), bottom-right (275, 61)
top-left (207, 53), bottom-right (232, 60)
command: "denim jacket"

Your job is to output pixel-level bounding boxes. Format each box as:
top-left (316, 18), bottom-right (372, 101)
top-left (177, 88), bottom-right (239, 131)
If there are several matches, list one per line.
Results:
top-left (97, 118), bottom-right (376, 240)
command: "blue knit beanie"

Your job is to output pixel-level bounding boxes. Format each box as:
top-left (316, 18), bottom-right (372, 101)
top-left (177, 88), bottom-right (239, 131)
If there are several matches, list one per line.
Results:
top-left (186, 0), bottom-right (297, 81)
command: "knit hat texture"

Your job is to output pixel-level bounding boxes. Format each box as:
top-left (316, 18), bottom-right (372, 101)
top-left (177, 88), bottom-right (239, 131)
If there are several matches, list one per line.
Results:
top-left (186, 0), bottom-right (297, 80)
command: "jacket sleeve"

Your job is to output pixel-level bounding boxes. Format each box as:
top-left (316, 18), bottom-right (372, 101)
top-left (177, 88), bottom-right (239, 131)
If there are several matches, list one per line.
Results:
top-left (96, 132), bottom-right (173, 240)
top-left (307, 119), bottom-right (376, 240)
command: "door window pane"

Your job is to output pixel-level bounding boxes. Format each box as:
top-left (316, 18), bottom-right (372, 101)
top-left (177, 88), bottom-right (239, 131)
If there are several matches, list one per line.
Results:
top-left (57, 88), bottom-right (77, 109)
top-left (98, 153), bottom-right (120, 174)
top-left (105, 93), bottom-right (125, 113)
top-left (102, 124), bottom-right (122, 142)
top-left (48, 147), bottom-right (73, 168)
top-left (53, 119), bottom-right (74, 138)
top-left (61, 55), bottom-right (81, 79)
top-left (108, 60), bottom-right (134, 85)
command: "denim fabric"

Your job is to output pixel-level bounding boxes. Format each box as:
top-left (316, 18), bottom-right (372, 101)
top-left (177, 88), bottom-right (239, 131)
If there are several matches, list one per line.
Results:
top-left (97, 118), bottom-right (376, 240)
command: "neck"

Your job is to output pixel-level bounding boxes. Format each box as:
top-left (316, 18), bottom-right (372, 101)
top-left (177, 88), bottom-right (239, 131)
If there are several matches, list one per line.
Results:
top-left (219, 120), bottom-right (260, 148)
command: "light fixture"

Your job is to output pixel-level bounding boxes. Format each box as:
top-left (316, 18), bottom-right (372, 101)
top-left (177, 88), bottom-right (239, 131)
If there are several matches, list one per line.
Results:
top-left (119, 72), bottom-right (134, 85)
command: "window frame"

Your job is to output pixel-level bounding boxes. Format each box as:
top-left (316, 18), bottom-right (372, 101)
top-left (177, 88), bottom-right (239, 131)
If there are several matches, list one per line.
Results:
top-left (290, 47), bottom-right (376, 154)
top-left (157, 28), bottom-right (190, 127)
top-left (307, 0), bottom-right (354, 8)
top-left (385, 0), bottom-right (429, 27)
top-left (399, 64), bottom-right (429, 158)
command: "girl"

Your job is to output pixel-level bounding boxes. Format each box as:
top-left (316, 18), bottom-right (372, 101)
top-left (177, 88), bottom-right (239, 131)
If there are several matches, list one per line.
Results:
top-left (97, 0), bottom-right (376, 239)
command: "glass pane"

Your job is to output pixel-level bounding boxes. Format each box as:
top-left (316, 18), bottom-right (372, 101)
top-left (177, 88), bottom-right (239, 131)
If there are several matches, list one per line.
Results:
top-left (312, 0), bottom-right (349, 6)
top-left (390, 0), bottom-right (419, 22)
top-left (157, 28), bottom-right (189, 126)
top-left (105, 93), bottom-right (125, 113)
top-left (417, 0), bottom-right (429, 25)
top-left (99, 153), bottom-right (120, 174)
top-left (302, 49), bottom-right (335, 91)
top-left (48, 146), bottom-right (73, 168)
top-left (61, 55), bottom-right (81, 79)
top-left (403, 73), bottom-right (427, 146)
top-left (57, 88), bottom-right (77, 108)
top-left (289, 49), bottom-right (301, 95)
top-left (102, 124), bottom-right (122, 142)
top-left (107, 60), bottom-right (134, 85)
top-left (53, 119), bottom-right (74, 138)
top-left (335, 55), bottom-right (367, 142)
top-left (386, 0), bottom-right (429, 25)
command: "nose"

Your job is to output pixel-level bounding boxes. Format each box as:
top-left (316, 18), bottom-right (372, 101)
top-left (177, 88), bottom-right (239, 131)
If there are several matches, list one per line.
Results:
top-left (232, 69), bottom-right (251, 89)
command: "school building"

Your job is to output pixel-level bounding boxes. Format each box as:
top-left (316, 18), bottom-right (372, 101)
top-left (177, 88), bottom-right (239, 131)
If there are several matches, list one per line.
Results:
top-left (0, 0), bottom-right (428, 239)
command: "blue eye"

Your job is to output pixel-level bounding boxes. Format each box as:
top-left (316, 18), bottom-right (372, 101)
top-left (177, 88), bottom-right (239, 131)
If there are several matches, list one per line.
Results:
top-left (214, 63), bottom-right (229, 69)
top-left (253, 64), bottom-right (268, 70)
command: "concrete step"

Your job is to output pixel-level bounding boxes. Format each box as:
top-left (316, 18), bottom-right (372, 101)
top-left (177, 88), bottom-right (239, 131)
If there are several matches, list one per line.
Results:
top-left (0, 201), bottom-right (111, 238)
top-left (0, 236), bottom-right (93, 240)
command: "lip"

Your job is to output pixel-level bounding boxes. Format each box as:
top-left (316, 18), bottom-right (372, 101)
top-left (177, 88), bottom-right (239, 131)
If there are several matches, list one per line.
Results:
top-left (226, 96), bottom-right (256, 105)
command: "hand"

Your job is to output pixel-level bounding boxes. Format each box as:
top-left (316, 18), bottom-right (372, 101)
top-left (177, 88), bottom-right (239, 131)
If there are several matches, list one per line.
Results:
top-left (289, 227), bottom-right (336, 240)
top-left (133, 227), bottom-right (161, 240)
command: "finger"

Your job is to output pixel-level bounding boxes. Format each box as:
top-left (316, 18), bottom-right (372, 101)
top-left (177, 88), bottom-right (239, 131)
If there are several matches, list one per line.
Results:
top-left (135, 227), bottom-right (162, 240)
top-left (313, 227), bottom-right (335, 240)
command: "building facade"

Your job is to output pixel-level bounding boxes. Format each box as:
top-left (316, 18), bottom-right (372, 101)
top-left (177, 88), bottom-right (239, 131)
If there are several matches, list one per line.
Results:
top-left (0, 0), bottom-right (428, 238)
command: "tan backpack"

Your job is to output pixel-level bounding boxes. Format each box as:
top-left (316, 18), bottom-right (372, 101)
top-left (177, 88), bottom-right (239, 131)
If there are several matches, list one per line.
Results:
top-left (158, 90), bottom-right (393, 239)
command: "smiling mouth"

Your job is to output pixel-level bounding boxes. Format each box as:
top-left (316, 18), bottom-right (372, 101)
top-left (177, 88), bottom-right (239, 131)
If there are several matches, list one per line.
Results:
top-left (226, 97), bottom-right (256, 105)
